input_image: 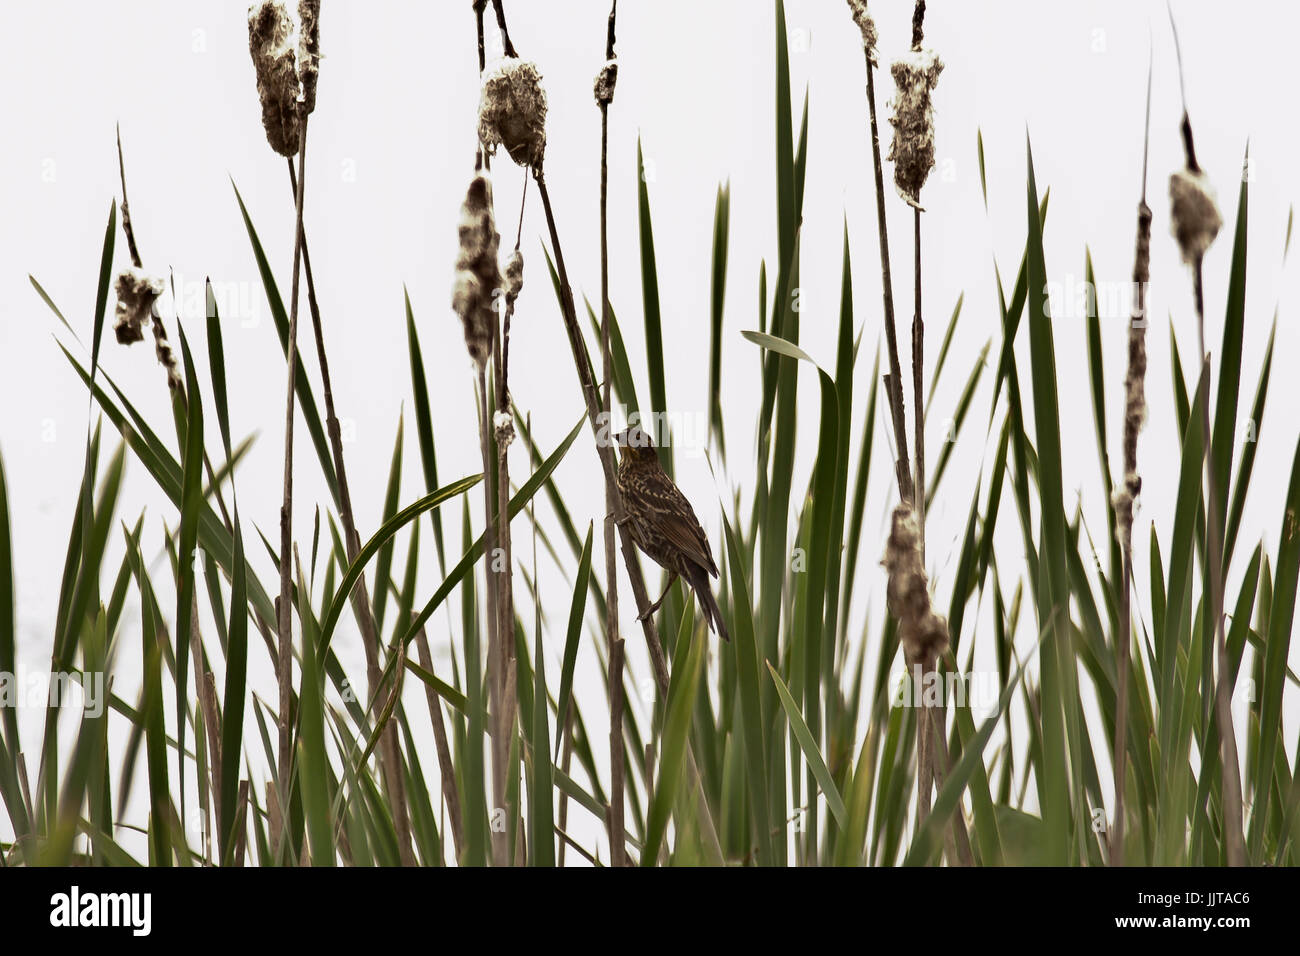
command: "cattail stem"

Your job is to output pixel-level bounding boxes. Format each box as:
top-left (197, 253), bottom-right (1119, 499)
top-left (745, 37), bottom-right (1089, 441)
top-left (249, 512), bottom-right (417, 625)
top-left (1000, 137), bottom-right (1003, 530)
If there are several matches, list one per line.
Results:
top-left (492, 336), bottom-right (518, 867)
top-left (473, 0), bottom-right (487, 73)
top-left (489, 0), bottom-right (517, 57)
top-left (912, 207), bottom-right (926, 553)
top-left (896, 0), bottom-right (941, 845)
top-left (473, 366), bottom-right (507, 866)
top-left (597, 0), bottom-right (626, 869)
top-left (275, 109), bottom-right (308, 831)
top-left (116, 124), bottom-right (143, 270)
top-left (911, 206), bottom-right (935, 837)
top-left (862, 56), bottom-right (913, 505)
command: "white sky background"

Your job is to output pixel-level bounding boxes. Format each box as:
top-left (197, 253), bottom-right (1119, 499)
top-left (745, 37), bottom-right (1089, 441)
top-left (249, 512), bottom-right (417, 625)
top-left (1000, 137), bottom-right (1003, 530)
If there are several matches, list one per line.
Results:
top-left (1, 1), bottom-right (1297, 859)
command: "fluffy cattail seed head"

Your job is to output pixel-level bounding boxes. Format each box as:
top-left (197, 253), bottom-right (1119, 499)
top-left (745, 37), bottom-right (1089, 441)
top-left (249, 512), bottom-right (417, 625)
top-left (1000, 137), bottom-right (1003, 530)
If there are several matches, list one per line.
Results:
top-left (297, 0), bottom-right (321, 115)
top-left (113, 268), bottom-right (164, 345)
top-left (883, 504), bottom-right (949, 669)
top-left (845, 0), bottom-right (879, 62)
top-left (452, 172), bottom-right (501, 368)
top-left (1114, 200), bottom-right (1153, 552)
top-left (594, 58), bottom-right (618, 105)
top-left (478, 58), bottom-right (548, 169)
top-left (503, 249), bottom-right (524, 306)
top-left (887, 49), bottom-right (943, 208)
top-left (152, 322), bottom-right (184, 393)
top-left (1169, 168), bottom-right (1222, 264)
top-left (493, 410), bottom-right (516, 449)
top-left (248, 0), bottom-right (302, 156)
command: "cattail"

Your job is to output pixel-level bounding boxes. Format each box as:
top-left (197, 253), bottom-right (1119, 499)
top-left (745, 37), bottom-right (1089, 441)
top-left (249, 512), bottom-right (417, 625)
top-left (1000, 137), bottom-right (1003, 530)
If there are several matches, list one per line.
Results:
top-left (1169, 167), bottom-right (1221, 264)
top-left (845, 0), bottom-right (879, 63)
top-left (297, 0), bottom-right (321, 115)
top-left (248, 0), bottom-right (302, 156)
top-left (152, 318), bottom-right (183, 393)
top-left (883, 504), bottom-right (949, 669)
top-left (593, 58), bottom-right (618, 106)
top-left (452, 171), bottom-right (501, 368)
top-left (503, 248), bottom-right (523, 306)
top-left (493, 410), bottom-right (515, 449)
top-left (477, 57), bottom-right (548, 169)
top-left (887, 48), bottom-right (943, 208)
top-left (113, 267), bottom-right (163, 346)
top-left (113, 269), bottom-right (183, 392)
top-left (1114, 201), bottom-right (1153, 548)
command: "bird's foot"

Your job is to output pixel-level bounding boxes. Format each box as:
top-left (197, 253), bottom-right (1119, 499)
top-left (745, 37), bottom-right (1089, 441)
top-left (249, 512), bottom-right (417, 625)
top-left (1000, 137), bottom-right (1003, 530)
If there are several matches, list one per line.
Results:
top-left (636, 599), bottom-right (665, 623)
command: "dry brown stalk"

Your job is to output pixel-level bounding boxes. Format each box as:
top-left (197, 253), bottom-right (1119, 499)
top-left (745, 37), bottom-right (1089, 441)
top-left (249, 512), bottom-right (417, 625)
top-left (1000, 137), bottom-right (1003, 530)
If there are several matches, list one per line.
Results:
top-left (267, 45), bottom-right (308, 852)
top-left (846, 0), bottom-right (913, 504)
top-left (593, 0), bottom-right (625, 869)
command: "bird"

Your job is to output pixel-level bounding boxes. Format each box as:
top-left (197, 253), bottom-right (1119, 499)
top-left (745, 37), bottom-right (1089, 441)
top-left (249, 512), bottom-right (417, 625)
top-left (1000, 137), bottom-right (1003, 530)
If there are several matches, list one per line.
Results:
top-left (614, 423), bottom-right (729, 641)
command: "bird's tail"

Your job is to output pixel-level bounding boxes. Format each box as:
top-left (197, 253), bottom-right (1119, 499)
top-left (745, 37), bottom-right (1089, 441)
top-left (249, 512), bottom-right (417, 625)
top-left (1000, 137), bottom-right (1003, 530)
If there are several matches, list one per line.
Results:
top-left (687, 566), bottom-right (730, 642)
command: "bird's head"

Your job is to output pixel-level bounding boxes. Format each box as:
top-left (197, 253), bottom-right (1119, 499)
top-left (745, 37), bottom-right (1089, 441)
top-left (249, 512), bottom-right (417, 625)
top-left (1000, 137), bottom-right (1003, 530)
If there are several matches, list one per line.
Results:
top-left (615, 423), bottom-right (660, 466)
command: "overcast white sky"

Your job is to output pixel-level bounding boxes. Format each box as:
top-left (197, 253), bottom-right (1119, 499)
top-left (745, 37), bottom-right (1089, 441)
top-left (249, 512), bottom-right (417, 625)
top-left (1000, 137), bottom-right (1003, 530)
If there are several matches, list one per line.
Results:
top-left (2, 1), bottom-right (1297, 857)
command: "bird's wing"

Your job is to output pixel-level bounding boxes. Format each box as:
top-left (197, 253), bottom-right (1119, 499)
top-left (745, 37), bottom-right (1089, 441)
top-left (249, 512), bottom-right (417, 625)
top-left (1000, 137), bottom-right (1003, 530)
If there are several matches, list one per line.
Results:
top-left (638, 469), bottom-right (718, 577)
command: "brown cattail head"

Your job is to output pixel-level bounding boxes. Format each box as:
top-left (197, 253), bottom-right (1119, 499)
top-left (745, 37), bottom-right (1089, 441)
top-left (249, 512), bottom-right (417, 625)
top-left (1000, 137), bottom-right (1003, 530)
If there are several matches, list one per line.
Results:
top-left (593, 58), bottom-right (618, 106)
top-left (503, 249), bottom-right (524, 307)
top-left (452, 171), bottom-right (501, 368)
top-left (1114, 200), bottom-right (1154, 551)
top-left (114, 269), bottom-right (183, 392)
top-left (248, 0), bottom-right (302, 156)
top-left (883, 504), bottom-right (949, 669)
top-left (845, 0), bottom-right (879, 63)
top-left (478, 58), bottom-right (548, 169)
top-left (297, 0), bottom-right (321, 115)
top-left (113, 268), bottom-right (164, 345)
top-left (152, 318), bottom-right (184, 393)
top-left (887, 49), bottom-right (943, 208)
top-left (1169, 167), bottom-right (1222, 264)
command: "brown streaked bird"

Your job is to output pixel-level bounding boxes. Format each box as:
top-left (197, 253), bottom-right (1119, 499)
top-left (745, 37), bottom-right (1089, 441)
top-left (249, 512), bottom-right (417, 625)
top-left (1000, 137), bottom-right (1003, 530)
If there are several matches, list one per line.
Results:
top-left (614, 423), bottom-right (729, 641)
